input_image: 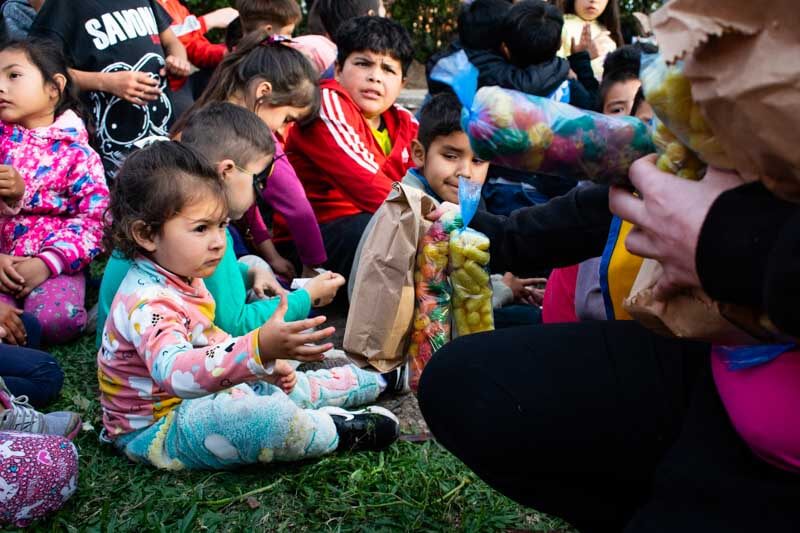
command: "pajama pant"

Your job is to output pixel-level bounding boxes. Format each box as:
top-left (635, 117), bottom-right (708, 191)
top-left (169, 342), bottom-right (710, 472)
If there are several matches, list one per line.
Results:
top-left (116, 364), bottom-right (384, 470)
top-left (0, 273), bottom-right (87, 345)
top-left (0, 432), bottom-right (79, 527)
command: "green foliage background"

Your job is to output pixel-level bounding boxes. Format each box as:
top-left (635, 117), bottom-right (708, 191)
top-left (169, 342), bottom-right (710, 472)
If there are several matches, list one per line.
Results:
top-left (184, 0), bottom-right (663, 62)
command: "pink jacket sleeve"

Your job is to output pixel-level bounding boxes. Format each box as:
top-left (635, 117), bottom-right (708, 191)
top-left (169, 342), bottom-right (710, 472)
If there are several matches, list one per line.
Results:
top-left (264, 149), bottom-right (327, 266)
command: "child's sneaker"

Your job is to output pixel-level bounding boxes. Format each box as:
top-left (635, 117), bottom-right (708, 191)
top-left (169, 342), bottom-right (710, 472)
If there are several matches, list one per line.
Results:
top-left (380, 361), bottom-right (411, 396)
top-left (320, 406), bottom-right (400, 451)
top-left (0, 377), bottom-right (81, 439)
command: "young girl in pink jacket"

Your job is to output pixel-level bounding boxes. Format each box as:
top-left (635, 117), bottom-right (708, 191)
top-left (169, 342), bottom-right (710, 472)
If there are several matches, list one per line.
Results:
top-left (0, 39), bottom-right (108, 344)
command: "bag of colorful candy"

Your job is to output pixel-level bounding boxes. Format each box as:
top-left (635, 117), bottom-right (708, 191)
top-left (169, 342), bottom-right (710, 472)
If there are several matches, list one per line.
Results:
top-left (449, 178), bottom-right (494, 337)
top-left (429, 50), bottom-right (654, 185)
top-left (641, 54), bottom-right (734, 174)
top-left (407, 210), bottom-right (462, 390)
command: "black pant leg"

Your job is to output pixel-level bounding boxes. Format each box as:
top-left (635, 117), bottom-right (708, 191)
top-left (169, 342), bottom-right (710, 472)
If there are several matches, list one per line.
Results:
top-left (319, 213), bottom-right (372, 279)
top-left (418, 320), bottom-right (707, 533)
top-left (626, 366), bottom-right (800, 533)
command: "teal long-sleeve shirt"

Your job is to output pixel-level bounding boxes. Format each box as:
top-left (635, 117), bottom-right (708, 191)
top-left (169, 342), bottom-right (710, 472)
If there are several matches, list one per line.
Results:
top-left (96, 231), bottom-right (311, 348)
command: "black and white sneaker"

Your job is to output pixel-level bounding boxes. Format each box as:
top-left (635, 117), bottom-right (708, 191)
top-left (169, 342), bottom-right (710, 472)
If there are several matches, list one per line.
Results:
top-left (380, 362), bottom-right (411, 396)
top-left (320, 406), bottom-right (400, 452)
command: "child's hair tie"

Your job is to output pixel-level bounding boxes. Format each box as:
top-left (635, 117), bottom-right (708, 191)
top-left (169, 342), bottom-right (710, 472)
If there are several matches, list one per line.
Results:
top-left (261, 34), bottom-right (294, 47)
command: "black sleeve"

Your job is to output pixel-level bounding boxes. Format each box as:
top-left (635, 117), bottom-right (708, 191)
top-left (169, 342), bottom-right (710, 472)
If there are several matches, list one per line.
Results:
top-left (150, 0), bottom-right (173, 33)
top-left (696, 182), bottom-right (800, 336)
top-left (568, 51), bottom-right (600, 111)
top-left (470, 184), bottom-right (612, 277)
top-left (469, 50), bottom-right (570, 97)
top-left (29, 0), bottom-right (72, 54)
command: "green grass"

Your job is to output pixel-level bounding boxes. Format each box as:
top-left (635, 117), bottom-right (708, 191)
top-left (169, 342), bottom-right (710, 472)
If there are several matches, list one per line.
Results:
top-left (13, 320), bottom-right (573, 531)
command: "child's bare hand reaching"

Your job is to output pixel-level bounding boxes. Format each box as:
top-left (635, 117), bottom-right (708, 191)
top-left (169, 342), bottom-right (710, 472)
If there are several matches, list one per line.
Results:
top-left (269, 359), bottom-right (297, 394)
top-left (249, 265), bottom-right (287, 299)
top-left (303, 272), bottom-right (345, 307)
top-left (258, 294), bottom-right (335, 363)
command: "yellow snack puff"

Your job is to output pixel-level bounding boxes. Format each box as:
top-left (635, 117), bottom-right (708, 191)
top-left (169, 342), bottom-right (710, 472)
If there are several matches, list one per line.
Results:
top-left (451, 250), bottom-right (465, 268)
top-left (464, 260), bottom-right (490, 285)
top-left (454, 308), bottom-right (470, 333)
top-left (467, 311), bottom-right (481, 326)
top-left (453, 269), bottom-right (480, 293)
top-left (463, 245), bottom-right (490, 265)
top-left (464, 297), bottom-right (484, 313)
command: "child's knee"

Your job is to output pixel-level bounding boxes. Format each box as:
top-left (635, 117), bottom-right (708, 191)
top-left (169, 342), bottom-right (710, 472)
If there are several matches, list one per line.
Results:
top-left (37, 307), bottom-right (87, 344)
top-left (0, 433), bottom-right (78, 527)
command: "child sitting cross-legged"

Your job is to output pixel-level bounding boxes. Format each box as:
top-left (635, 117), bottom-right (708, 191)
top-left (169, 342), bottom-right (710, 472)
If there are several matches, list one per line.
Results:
top-left (98, 140), bottom-right (400, 470)
top-left (350, 93), bottom-right (544, 328)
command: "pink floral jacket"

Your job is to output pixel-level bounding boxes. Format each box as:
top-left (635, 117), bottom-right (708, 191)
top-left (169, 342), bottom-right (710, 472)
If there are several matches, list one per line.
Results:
top-left (0, 110), bottom-right (108, 274)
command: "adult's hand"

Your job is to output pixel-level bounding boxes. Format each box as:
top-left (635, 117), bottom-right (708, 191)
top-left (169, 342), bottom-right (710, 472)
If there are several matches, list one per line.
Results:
top-left (609, 155), bottom-right (742, 299)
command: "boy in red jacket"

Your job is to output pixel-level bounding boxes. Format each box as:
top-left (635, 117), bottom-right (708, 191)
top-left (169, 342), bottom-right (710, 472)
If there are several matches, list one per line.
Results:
top-left (282, 16), bottom-right (417, 279)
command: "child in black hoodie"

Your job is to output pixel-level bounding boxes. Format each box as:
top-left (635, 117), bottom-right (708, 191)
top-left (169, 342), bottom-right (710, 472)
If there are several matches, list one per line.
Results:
top-left (427, 0), bottom-right (598, 110)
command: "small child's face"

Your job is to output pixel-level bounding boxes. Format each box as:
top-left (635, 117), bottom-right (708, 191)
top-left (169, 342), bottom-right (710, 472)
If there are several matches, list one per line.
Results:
top-left (336, 51), bottom-right (405, 124)
top-left (602, 78), bottom-right (641, 116)
top-left (223, 154), bottom-right (273, 220)
top-left (412, 131), bottom-right (489, 204)
top-left (575, 0), bottom-right (608, 22)
top-left (142, 192), bottom-right (229, 280)
top-left (0, 49), bottom-right (61, 129)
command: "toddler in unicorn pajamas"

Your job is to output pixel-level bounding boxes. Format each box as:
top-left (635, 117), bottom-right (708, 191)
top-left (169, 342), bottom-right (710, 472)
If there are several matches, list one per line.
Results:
top-left (98, 141), bottom-right (399, 470)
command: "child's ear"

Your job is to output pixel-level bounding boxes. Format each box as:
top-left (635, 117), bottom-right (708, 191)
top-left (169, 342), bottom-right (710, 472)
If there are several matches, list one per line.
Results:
top-left (131, 221), bottom-right (158, 253)
top-left (217, 159), bottom-right (236, 181)
top-left (334, 61), bottom-right (342, 81)
top-left (49, 73), bottom-right (67, 101)
top-left (255, 81), bottom-right (273, 100)
top-left (411, 139), bottom-right (426, 168)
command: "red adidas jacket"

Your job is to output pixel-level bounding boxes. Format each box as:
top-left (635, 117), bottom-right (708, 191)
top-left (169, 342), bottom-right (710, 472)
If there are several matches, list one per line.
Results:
top-left (279, 78), bottom-right (418, 234)
top-left (156, 0), bottom-right (227, 90)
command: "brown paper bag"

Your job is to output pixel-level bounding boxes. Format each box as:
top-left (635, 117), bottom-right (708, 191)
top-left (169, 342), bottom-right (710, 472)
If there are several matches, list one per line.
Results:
top-left (650, 0), bottom-right (800, 202)
top-left (623, 259), bottom-right (793, 344)
top-left (344, 183), bottom-right (437, 372)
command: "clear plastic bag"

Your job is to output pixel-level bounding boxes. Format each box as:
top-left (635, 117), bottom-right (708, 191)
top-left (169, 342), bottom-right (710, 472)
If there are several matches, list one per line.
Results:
top-left (641, 54), bottom-right (734, 171)
top-left (652, 118), bottom-right (706, 181)
top-left (449, 178), bottom-right (494, 337)
top-left (430, 51), bottom-right (655, 185)
top-left (408, 211), bottom-right (461, 391)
